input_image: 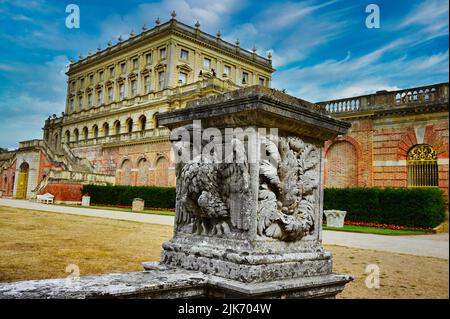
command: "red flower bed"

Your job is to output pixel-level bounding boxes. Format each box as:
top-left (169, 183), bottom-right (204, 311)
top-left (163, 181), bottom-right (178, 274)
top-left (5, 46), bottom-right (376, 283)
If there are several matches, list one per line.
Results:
top-left (91, 203), bottom-right (175, 212)
top-left (342, 220), bottom-right (432, 231)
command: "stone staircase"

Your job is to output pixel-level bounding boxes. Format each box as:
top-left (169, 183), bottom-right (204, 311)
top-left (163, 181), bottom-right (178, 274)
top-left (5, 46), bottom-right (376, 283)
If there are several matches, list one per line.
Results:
top-left (31, 141), bottom-right (114, 198)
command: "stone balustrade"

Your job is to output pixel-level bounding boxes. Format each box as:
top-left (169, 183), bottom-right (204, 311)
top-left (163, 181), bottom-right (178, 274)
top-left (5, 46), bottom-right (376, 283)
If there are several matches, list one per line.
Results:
top-left (318, 82), bottom-right (449, 115)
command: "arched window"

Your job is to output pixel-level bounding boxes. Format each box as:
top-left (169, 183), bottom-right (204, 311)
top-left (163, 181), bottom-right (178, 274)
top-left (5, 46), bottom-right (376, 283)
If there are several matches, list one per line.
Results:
top-left (407, 144), bottom-right (438, 187)
top-left (82, 127), bottom-right (88, 140)
top-left (74, 128), bottom-right (79, 142)
top-left (64, 130), bottom-right (70, 143)
top-left (103, 122), bottom-right (109, 137)
top-left (137, 158), bottom-right (149, 185)
top-left (139, 115), bottom-right (146, 131)
top-left (92, 125), bottom-right (99, 138)
top-left (114, 120), bottom-right (121, 135)
top-left (119, 159), bottom-right (132, 185)
top-left (326, 141), bottom-right (358, 188)
top-left (126, 118), bottom-right (133, 133)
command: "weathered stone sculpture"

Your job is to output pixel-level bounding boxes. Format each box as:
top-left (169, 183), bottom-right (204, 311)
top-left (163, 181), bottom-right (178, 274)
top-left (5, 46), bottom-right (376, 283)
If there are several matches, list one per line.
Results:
top-left (0, 86), bottom-right (353, 299)
top-left (156, 85), bottom-right (353, 296)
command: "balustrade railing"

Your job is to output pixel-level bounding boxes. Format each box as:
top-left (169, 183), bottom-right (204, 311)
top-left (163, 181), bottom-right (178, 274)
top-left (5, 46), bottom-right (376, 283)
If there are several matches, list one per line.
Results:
top-left (317, 82), bottom-right (448, 115)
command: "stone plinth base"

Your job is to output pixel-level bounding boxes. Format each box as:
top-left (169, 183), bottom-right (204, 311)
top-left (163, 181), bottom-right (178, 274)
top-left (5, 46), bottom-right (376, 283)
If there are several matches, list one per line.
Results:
top-left (161, 239), bottom-right (333, 283)
top-left (0, 267), bottom-right (352, 299)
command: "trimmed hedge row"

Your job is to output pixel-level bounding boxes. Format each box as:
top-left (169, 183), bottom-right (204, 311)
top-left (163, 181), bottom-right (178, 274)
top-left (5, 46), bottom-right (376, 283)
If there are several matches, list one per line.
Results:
top-left (324, 187), bottom-right (446, 229)
top-left (81, 185), bottom-right (176, 209)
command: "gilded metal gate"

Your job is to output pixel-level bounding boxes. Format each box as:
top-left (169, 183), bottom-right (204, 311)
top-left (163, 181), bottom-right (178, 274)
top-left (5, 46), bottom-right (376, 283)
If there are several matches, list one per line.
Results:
top-left (407, 144), bottom-right (438, 187)
top-left (16, 162), bottom-right (29, 199)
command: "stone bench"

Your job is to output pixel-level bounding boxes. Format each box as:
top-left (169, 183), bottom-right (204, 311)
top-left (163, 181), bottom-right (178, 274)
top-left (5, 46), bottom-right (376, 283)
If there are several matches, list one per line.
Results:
top-left (36, 193), bottom-right (54, 204)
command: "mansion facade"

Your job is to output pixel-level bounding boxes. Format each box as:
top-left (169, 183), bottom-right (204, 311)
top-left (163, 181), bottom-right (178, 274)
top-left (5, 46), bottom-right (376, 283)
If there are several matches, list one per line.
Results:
top-left (0, 14), bottom-right (448, 203)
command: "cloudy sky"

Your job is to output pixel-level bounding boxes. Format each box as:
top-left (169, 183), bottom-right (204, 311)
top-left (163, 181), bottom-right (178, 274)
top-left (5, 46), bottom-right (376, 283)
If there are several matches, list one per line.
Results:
top-left (0, 0), bottom-right (448, 149)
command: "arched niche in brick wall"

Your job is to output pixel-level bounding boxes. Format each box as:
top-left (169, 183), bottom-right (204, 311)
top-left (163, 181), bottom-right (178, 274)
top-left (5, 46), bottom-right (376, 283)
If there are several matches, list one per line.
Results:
top-left (325, 137), bottom-right (361, 188)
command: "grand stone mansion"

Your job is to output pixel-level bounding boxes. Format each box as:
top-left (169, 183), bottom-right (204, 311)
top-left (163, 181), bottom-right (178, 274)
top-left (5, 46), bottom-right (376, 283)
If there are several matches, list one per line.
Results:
top-left (0, 14), bottom-right (448, 203)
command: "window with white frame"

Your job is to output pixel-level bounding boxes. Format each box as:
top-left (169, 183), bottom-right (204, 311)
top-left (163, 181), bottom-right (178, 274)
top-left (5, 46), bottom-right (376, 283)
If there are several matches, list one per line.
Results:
top-left (223, 65), bottom-right (231, 77)
top-left (131, 79), bottom-right (137, 97)
top-left (146, 53), bottom-right (152, 64)
top-left (158, 71), bottom-right (165, 90)
top-left (180, 49), bottom-right (188, 60)
top-left (108, 87), bottom-right (113, 102)
top-left (178, 72), bottom-right (187, 84)
top-left (160, 47), bottom-right (166, 59)
top-left (203, 57), bottom-right (211, 69)
top-left (119, 83), bottom-right (125, 99)
top-left (88, 93), bottom-right (93, 107)
top-left (97, 90), bottom-right (103, 105)
top-left (242, 71), bottom-right (249, 84)
top-left (144, 76), bottom-right (151, 93)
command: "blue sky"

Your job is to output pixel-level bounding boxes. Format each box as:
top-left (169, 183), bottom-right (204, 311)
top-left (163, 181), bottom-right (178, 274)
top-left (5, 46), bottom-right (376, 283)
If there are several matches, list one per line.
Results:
top-left (0, 0), bottom-right (448, 149)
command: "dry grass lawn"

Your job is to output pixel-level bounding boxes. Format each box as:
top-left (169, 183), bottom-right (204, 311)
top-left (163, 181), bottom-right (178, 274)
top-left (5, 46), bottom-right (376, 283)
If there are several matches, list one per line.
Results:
top-left (0, 205), bottom-right (448, 299)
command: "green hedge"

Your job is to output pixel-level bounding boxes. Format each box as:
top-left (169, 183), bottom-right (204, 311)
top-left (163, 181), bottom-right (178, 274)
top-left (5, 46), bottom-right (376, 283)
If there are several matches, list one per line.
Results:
top-left (81, 185), bottom-right (176, 209)
top-left (324, 187), bottom-right (446, 228)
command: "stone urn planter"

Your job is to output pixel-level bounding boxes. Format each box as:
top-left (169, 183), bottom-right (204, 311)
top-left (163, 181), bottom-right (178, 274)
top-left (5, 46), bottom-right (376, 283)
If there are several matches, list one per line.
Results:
top-left (132, 198), bottom-right (145, 212)
top-left (81, 195), bottom-right (91, 207)
top-left (324, 210), bottom-right (347, 228)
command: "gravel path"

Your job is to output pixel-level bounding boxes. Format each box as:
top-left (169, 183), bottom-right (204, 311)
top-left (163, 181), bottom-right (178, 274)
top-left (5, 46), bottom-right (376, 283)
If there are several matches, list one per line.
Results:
top-left (1, 198), bottom-right (447, 259)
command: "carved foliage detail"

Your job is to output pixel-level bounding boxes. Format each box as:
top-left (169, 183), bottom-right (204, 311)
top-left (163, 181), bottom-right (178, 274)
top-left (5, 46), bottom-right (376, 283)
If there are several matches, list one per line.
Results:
top-left (257, 136), bottom-right (320, 241)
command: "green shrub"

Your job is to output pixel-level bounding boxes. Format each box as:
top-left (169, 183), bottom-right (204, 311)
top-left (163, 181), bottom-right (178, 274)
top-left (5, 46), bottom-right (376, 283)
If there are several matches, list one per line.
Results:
top-left (324, 187), bottom-right (446, 228)
top-left (81, 185), bottom-right (176, 209)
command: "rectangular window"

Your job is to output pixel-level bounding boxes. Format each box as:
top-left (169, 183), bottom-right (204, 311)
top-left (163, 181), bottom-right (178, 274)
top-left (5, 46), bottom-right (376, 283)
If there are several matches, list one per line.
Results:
top-left (146, 53), bottom-right (152, 64)
top-left (158, 71), bottom-right (165, 90)
top-left (242, 71), bottom-right (249, 84)
top-left (223, 65), bottom-right (231, 77)
top-left (88, 94), bottom-right (93, 107)
top-left (78, 96), bottom-right (83, 109)
top-left (89, 75), bottom-right (94, 84)
top-left (144, 76), bottom-right (151, 94)
top-left (80, 78), bottom-right (85, 87)
top-left (131, 80), bottom-right (137, 97)
top-left (70, 99), bottom-right (74, 111)
top-left (110, 67), bottom-right (115, 77)
top-left (71, 81), bottom-right (76, 90)
top-left (203, 57), bottom-right (211, 69)
top-left (120, 63), bottom-right (126, 73)
top-left (108, 87), bottom-right (113, 102)
top-left (99, 71), bottom-right (104, 81)
top-left (180, 49), bottom-right (188, 60)
top-left (160, 47), bottom-right (166, 59)
top-left (119, 84), bottom-right (125, 99)
top-left (259, 77), bottom-right (265, 86)
top-left (178, 72), bottom-right (187, 84)
top-left (97, 90), bottom-right (103, 105)
top-left (133, 58), bottom-right (138, 69)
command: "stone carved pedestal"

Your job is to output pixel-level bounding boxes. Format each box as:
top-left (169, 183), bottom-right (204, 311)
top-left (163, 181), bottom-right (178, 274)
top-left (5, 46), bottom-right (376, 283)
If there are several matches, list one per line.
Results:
top-left (0, 86), bottom-right (353, 299)
top-left (156, 86), bottom-right (353, 298)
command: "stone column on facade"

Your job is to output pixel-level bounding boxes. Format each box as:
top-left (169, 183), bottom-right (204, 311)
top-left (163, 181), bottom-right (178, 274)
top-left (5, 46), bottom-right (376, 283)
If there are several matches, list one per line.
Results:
top-left (166, 41), bottom-right (176, 89)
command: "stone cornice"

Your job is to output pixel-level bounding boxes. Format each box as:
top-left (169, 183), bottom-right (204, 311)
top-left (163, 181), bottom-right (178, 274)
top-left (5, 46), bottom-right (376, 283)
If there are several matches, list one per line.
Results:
top-left (67, 20), bottom-right (274, 76)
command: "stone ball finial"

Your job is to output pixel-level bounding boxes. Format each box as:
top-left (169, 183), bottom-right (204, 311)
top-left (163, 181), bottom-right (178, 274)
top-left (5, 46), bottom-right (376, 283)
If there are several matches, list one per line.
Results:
top-left (142, 24), bottom-right (147, 31)
top-left (118, 35), bottom-right (123, 42)
top-left (216, 31), bottom-right (221, 38)
top-left (130, 30), bottom-right (135, 37)
top-left (155, 17), bottom-right (161, 25)
top-left (69, 58), bottom-right (74, 64)
top-left (88, 51), bottom-right (93, 56)
top-left (171, 10), bottom-right (177, 19)
top-left (268, 52), bottom-right (272, 60)
top-left (252, 46), bottom-right (257, 53)
top-left (78, 54), bottom-right (83, 60)
top-left (195, 20), bottom-right (200, 29)
top-left (107, 40), bottom-right (112, 47)
top-left (235, 39), bottom-right (240, 47)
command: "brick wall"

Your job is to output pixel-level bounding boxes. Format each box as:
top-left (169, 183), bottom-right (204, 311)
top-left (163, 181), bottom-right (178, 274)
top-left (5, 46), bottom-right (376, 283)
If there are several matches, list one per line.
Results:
top-left (325, 115), bottom-right (449, 202)
top-left (41, 182), bottom-right (83, 203)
